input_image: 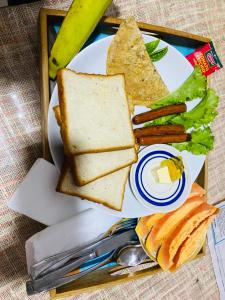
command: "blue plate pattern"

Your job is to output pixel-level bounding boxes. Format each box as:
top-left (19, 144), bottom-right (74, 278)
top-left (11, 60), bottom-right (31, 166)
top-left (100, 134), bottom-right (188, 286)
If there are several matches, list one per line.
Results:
top-left (135, 151), bottom-right (186, 207)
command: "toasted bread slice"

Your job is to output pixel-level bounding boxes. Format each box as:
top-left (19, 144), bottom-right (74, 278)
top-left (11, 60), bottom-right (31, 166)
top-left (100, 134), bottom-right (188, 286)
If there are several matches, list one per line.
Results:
top-left (72, 149), bottom-right (136, 185)
top-left (157, 202), bottom-right (219, 270)
top-left (53, 106), bottom-right (137, 185)
top-left (56, 164), bottom-right (130, 211)
top-left (57, 69), bottom-right (135, 155)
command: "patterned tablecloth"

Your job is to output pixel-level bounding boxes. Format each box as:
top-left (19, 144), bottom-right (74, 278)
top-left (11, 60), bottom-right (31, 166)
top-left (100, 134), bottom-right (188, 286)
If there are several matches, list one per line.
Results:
top-left (0, 0), bottom-right (225, 299)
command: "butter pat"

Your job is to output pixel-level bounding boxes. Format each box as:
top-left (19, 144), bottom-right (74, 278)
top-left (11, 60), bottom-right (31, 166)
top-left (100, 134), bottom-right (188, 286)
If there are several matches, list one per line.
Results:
top-left (156, 166), bottom-right (172, 184)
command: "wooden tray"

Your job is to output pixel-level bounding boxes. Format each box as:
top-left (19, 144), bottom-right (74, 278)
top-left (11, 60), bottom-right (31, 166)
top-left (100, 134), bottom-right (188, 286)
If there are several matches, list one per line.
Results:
top-left (38, 8), bottom-right (209, 299)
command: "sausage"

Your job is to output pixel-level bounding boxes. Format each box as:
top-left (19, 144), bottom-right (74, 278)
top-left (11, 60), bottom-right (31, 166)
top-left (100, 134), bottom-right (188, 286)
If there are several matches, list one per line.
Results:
top-left (134, 125), bottom-right (185, 138)
top-left (137, 133), bottom-right (191, 145)
top-left (132, 104), bottom-right (187, 125)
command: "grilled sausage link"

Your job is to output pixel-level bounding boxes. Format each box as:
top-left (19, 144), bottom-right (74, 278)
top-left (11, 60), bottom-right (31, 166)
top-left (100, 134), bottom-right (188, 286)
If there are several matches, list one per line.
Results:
top-left (137, 133), bottom-right (191, 145)
top-left (134, 124), bottom-right (185, 138)
top-left (132, 104), bottom-right (187, 125)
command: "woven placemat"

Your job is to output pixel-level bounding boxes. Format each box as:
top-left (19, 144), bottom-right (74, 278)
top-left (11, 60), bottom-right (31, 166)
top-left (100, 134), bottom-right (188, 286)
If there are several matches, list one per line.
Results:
top-left (0, 0), bottom-right (224, 299)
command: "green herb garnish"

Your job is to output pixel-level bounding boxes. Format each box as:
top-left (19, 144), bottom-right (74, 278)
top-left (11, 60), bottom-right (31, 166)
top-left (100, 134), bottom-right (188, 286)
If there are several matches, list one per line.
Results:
top-left (145, 39), bottom-right (160, 54)
top-left (145, 39), bottom-right (168, 62)
top-left (150, 47), bottom-right (168, 62)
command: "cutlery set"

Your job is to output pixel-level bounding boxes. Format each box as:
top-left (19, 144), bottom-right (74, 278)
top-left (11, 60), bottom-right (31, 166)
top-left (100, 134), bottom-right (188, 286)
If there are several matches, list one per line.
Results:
top-left (26, 219), bottom-right (144, 295)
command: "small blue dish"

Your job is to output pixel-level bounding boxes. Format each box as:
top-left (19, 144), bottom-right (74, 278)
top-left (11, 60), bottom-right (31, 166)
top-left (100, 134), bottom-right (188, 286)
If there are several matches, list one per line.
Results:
top-left (130, 144), bottom-right (192, 213)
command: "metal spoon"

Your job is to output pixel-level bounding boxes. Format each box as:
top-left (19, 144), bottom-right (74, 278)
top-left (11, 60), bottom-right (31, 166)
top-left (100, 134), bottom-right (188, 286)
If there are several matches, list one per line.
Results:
top-left (116, 244), bottom-right (148, 267)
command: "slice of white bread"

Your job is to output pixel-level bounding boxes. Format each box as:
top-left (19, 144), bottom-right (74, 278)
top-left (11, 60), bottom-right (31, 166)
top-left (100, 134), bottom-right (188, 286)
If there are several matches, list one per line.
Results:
top-left (57, 69), bottom-right (135, 155)
top-left (72, 149), bottom-right (136, 186)
top-left (57, 163), bottom-right (130, 211)
top-left (53, 106), bottom-right (137, 186)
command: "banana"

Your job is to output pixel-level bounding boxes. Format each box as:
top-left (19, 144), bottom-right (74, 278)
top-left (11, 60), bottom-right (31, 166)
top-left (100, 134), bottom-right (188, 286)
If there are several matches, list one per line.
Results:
top-left (49, 0), bottom-right (112, 79)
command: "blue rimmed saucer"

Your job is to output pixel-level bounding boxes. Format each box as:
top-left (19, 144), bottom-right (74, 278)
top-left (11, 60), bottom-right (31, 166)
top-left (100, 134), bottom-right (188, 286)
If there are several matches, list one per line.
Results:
top-left (130, 144), bottom-right (192, 213)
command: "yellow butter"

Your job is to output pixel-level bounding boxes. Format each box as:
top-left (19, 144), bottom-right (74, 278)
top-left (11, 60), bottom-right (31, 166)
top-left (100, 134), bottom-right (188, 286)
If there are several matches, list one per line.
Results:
top-left (156, 166), bottom-right (172, 184)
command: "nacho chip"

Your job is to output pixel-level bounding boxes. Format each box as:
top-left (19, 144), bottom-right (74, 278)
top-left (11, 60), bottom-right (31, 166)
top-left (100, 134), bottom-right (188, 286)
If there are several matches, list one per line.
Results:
top-left (107, 17), bottom-right (168, 111)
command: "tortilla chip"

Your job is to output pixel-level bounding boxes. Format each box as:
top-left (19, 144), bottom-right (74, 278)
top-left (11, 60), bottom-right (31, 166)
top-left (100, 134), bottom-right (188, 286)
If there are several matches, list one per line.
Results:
top-left (107, 17), bottom-right (169, 111)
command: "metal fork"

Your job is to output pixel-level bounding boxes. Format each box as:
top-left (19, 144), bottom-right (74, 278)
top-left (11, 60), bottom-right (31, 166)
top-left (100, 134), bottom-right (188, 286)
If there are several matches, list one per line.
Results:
top-left (30, 218), bottom-right (137, 279)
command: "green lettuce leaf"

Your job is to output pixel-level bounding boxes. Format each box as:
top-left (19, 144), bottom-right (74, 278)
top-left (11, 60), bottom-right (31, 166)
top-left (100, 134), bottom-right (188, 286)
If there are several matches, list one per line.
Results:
top-left (145, 89), bottom-right (219, 129)
top-left (171, 127), bottom-right (214, 155)
top-left (150, 65), bottom-right (207, 109)
top-left (171, 89), bottom-right (219, 129)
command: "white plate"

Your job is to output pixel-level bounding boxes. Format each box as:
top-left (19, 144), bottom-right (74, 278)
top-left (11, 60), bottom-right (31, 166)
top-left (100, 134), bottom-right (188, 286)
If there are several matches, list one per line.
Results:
top-left (130, 145), bottom-right (192, 213)
top-left (48, 34), bottom-right (205, 218)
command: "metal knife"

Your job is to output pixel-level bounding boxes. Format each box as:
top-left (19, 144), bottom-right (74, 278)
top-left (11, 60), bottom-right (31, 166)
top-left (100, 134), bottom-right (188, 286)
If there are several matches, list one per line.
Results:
top-left (26, 229), bottom-right (136, 294)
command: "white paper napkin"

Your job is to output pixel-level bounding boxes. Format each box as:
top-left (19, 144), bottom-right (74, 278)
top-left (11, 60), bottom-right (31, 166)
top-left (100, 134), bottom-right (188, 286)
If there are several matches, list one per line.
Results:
top-left (8, 158), bottom-right (91, 225)
top-left (25, 208), bottom-right (121, 273)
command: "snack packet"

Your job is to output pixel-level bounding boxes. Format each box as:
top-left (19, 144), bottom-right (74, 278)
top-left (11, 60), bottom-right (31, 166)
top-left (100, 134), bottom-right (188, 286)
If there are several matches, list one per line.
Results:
top-left (186, 41), bottom-right (223, 76)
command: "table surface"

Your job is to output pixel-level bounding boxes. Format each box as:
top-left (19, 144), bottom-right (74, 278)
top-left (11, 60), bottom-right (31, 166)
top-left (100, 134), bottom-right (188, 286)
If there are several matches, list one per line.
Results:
top-left (0, 0), bottom-right (225, 299)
